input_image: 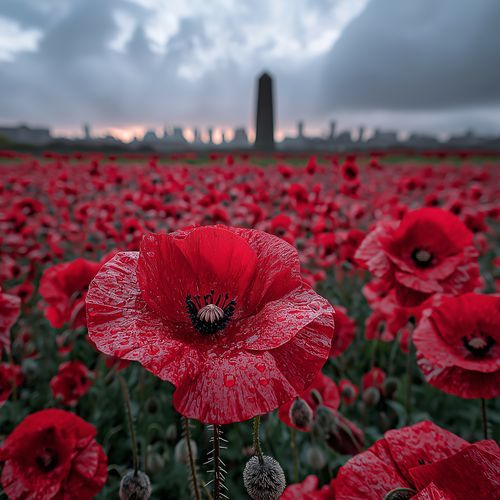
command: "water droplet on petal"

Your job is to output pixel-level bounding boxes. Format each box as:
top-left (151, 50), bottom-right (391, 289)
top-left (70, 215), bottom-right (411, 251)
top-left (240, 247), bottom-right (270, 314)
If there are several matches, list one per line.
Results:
top-left (259, 377), bottom-right (269, 386)
top-left (255, 363), bottom-right (265, 373)
top-left (147, 345), bottom-right (159, 355)
top-left (224, 374), bottom-right (236, 387)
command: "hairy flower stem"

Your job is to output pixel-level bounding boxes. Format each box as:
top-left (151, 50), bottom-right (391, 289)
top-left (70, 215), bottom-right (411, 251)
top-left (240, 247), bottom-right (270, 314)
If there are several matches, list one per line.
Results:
top-left (481, 398), bottom-right (489, 440)
top-left (213, 425), bottom-right (222, 500)
top-left (118, 376), bottom-right (139, 475)
top-left (405, 331), bottom-right (414, 425)
top-left (291, 428), bottom-right (299, 483)
top-left (252, 416), bottom-right (264, 464)
top-left (182, 417), bottom-right (201, 500)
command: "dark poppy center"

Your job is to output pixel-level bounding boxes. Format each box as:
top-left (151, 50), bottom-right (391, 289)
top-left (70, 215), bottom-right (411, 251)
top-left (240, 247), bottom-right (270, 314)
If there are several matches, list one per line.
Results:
top-left (411, 248), bottom-right (433, 268)
top-left (36, 447), bottom-right (59, 472)
top-left (186, 290), bottom-right (236, 335)
top-left (462, 334), bottom-right (495, 356)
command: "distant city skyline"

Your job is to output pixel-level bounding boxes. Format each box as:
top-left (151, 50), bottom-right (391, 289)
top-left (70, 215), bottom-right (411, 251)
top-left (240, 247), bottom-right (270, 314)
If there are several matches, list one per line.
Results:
top-left (1, 1), bottom-right (500, 136)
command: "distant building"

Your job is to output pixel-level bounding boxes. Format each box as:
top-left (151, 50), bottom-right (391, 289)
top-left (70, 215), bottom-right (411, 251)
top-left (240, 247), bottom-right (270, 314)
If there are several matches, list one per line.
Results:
top-left (254, 71), bottom-right (275, 150)
top-left (143, 129), bottom-right (158, 143)
top-left (83, 123), bottom-right (92, 140)
top-left (297, 120), bottom-right (305, 138)
top-left (172, 127), bottom-right (187, 144)
top-left (0, 124), bottom-right (52, 146)
top-left (231, 127), bottom-right (249, 147)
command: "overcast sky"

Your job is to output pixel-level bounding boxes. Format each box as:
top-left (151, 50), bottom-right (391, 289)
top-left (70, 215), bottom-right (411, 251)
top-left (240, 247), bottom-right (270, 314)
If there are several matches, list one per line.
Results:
top-left (0, 0), bottom-right (499, 140)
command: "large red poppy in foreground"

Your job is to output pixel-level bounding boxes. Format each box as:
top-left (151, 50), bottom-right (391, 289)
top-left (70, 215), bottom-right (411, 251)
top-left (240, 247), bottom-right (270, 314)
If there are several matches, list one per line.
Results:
top-left (0, 409), bottom-right (107, 499)
top-left (414, 293), bottom-right (500, 399)
top-left (355, 208), bottom-right (481, 307)
top-left (87, 226), bottom-right (335, 424)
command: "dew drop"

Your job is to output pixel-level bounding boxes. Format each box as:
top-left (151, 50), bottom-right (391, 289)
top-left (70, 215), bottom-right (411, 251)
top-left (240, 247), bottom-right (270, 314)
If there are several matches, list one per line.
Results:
top-left (259, 377), bottom-right (269, 386)
top-left (147, 345), bottom-right (159, 355)
top-left (255, 363), bottom-right (265, 373)
top-left (224, 374), bottom-right (236, 387)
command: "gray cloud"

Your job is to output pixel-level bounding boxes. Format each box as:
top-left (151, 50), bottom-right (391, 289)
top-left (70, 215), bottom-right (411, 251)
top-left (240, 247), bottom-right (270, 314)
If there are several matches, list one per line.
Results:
top-left (321, 0), bottom-right (500, 112)
top-left (0, 0), bottom-right (499, 135)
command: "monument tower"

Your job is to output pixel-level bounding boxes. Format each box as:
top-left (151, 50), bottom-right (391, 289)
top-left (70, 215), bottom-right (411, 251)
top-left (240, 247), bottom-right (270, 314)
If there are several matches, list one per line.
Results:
top-left (254, 71), bottom-right (275, 150)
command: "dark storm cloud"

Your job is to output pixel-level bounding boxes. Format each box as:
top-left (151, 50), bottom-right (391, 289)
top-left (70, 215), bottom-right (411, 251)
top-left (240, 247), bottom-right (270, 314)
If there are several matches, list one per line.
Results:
top-left (0, 0), bottom-right (499, 134)
top-left (321, 0), bottom-right (500, 112)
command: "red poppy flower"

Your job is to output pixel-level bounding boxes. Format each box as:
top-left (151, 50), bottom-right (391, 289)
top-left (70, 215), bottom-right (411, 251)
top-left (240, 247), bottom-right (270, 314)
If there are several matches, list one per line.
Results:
top-left (355, 208), bottom-right (481, 307)
top-left (0, 363), bottom-right (23, 406)
top-left (412, 482), bottom-right (451, 500)
top-left (414, 293), bottom-right (500, 399)
top-left (50, 360), bottom-right (93, 406)
top-left (39, 258), bottom-right (102, 329)
top-left (39, 253), bottom-right (116, 329)
top-left (362, 367), bottom-right (386, 391)
top-left (278, 372), bottom-right (340, 431)
top-left (334, 421), bottom-right (469, 499)
top-left (281, 475), bottom-right (334, 500)
top-left (87, 226), bottom-right (335, 424)
top-left (0, 409), bottom-right (107, 499)
top-left (0, 288), bottom-right (21, 354)
top-left (409, 440), bottom-right (499, 498)
top-left (329, 306), bottom-right (355, 358)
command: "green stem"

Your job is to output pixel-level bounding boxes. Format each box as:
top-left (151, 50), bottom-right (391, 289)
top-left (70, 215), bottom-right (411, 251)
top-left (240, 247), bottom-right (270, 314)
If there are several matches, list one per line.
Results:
top-left (118, 376), bottom-right (139, 474)
top-left (481, 398), bottom-right (489, 440)
top-left (370, 339), bottom-right (379, 369)
top-left (182, 417), bottom-right (201, 500)
top-left (291, 428), bottom-right (299, 483)
top-left (213, 425), bottom-right (222, 500)
top-left (253, 416), bottom-right (264, 464)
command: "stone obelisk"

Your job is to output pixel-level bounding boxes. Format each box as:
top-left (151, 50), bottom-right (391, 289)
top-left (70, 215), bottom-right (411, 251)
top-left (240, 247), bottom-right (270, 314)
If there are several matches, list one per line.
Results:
top-left (254, 71), bottom-right (275, 151)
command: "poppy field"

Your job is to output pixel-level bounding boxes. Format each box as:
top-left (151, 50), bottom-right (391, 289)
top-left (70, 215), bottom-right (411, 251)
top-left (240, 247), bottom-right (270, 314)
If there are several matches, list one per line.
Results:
top-left (0, 150), bottom-right (499, 499)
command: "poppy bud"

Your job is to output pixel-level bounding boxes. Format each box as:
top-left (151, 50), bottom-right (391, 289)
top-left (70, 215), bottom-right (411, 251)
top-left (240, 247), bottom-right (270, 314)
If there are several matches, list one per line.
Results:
top-left (382, 377), bottom-right (399, 398)
top-left (362, 386), bottom-right (380, 407)
top-left (146, 448), bottom-right (165, 475)
top-left (312, 404), bottom-right (335, 440)
top-left (305, 445), bottom-right (326, 470)
top-left (243, 455), bottom-right (286, 500)
top-left (165, 424), bottom-right (177, 444)
top-left (174, 438), bottom-right (198, 465)
top-left (119, 470), bottom-right (151, 500)
top-left (289, 397), bottom-right (313, 430)
top-left (341, 384), bottom-right (356, 400)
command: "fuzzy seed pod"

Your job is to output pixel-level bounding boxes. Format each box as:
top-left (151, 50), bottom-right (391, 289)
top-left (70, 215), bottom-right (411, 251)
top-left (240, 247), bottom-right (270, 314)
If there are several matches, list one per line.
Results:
top-left (305, 445), bottom-right (326, 470)
top-left (289, 397), bottom-right (313, 430)
top-left (119, 470), bottom-right (151, 500)
top-left (174, 438), bottom-right (197, 465)
top-left (243, 455), bottom-right (286, 500)
top-left (362, 386), bottom-right (380, 407)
